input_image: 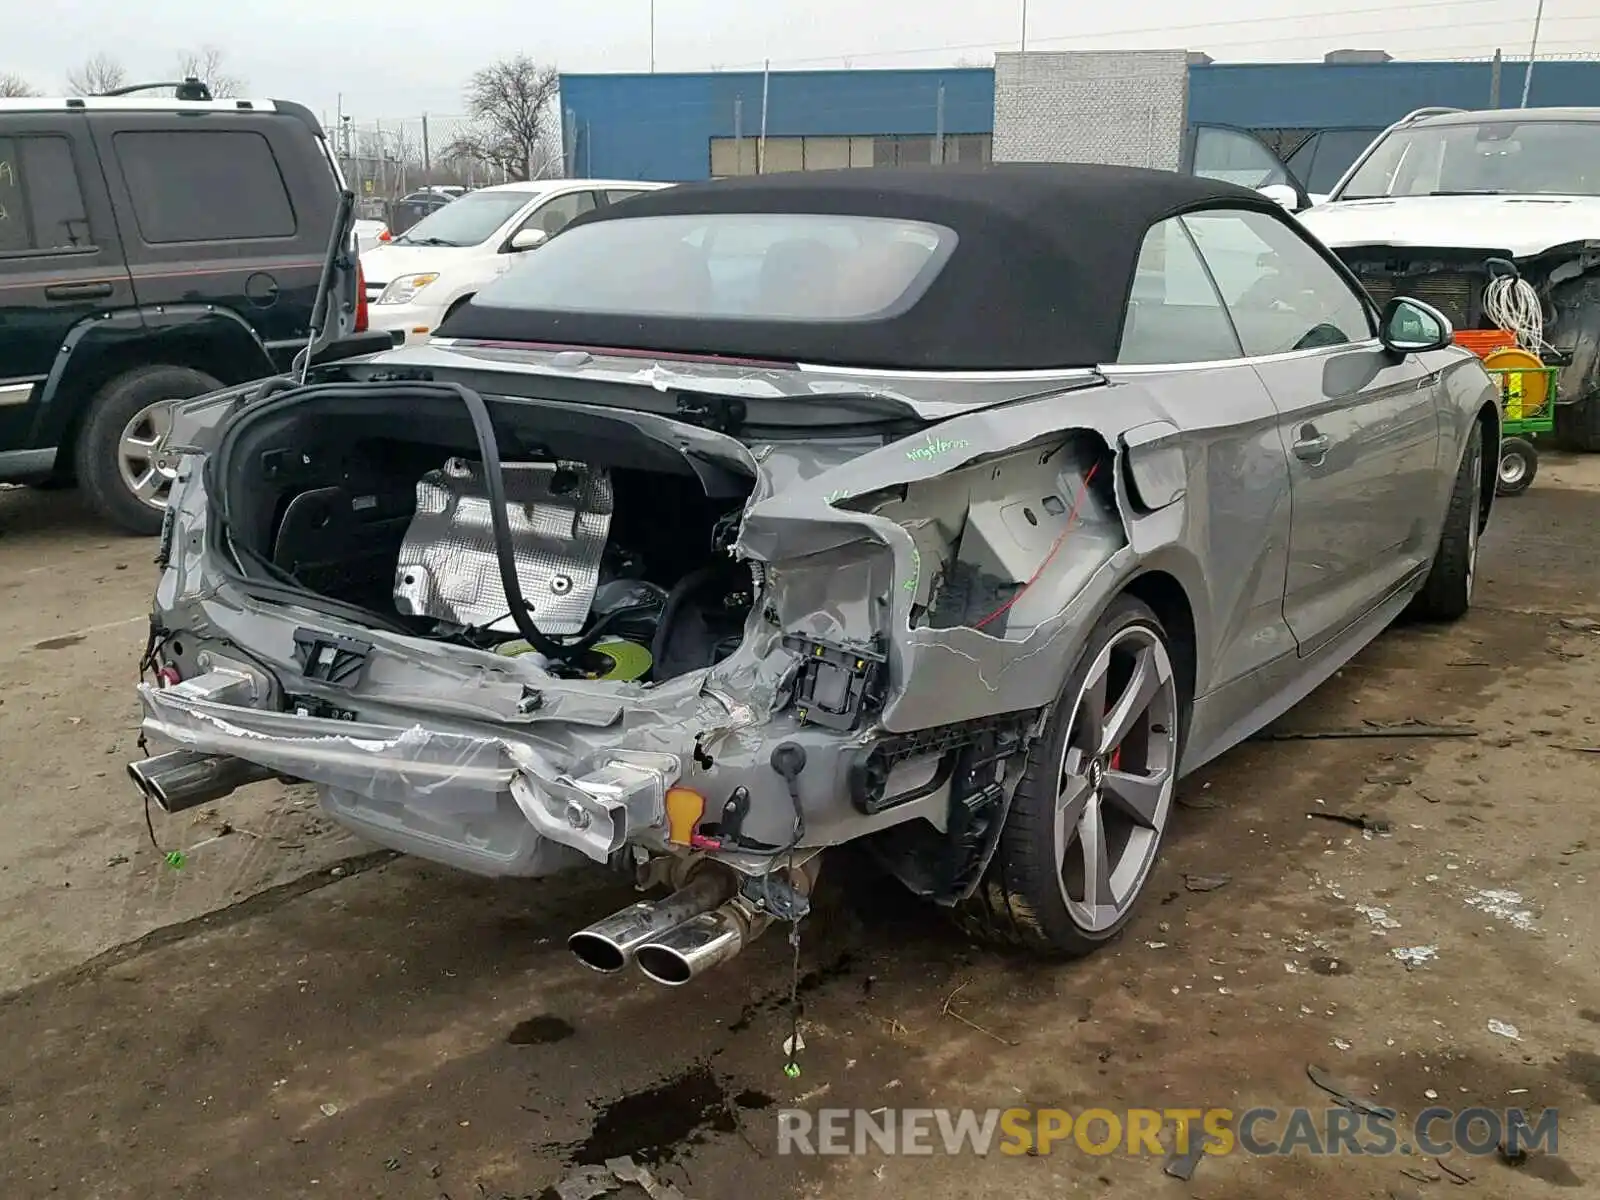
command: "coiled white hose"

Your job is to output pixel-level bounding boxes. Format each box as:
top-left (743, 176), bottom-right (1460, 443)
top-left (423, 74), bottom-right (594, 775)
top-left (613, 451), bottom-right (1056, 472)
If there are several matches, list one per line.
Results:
top-left (1482, 275), bottom-right (1552, 357)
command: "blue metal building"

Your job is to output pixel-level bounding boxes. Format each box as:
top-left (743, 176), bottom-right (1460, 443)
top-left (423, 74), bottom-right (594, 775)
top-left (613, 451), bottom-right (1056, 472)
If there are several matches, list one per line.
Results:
top-left (558, 59), bottom-right (1600, 184)
top-left (558, 68), bottom-right (995, 181)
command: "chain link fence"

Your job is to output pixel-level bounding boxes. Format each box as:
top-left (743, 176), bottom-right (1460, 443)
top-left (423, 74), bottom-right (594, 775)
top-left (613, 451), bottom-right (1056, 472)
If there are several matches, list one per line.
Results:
top-left (330, 114), bottom-right (497, 212)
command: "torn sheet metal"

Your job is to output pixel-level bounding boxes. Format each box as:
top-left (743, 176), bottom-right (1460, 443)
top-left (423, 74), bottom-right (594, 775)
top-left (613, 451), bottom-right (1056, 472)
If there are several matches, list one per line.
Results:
top-left (737, 386), bottom-right (1144, 731)
top-left (138, 681), bottom-right (513, 807)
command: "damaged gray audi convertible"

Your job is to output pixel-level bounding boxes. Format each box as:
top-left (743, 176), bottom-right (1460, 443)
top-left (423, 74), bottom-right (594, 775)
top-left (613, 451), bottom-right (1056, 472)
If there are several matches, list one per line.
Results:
top-left (130, 164), bottom-right (1499, 983)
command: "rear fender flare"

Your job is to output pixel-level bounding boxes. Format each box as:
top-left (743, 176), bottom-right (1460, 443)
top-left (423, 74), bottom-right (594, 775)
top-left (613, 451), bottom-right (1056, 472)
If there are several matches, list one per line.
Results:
top-left (32, 306), bottom-right (275, 446)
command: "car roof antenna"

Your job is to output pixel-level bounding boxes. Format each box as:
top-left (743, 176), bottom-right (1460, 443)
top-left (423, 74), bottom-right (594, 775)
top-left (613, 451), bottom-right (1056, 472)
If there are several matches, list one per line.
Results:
top-left (97, 77), bottom-right (215, 101)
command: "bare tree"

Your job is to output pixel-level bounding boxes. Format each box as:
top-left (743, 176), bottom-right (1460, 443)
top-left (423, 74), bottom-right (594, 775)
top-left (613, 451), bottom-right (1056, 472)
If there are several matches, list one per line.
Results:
top-left (66, 53), bottom-right (127, 95)
top-left (0, 72), bottom-right (34, 97)
top-left (173, 45), bottom-right (246, 98)
top-left (443, 55), bottom-right (563, 181)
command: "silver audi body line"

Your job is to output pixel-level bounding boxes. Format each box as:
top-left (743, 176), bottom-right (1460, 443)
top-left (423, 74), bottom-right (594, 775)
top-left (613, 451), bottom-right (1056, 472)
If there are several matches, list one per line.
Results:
top-left (130, 163), bottom-right (1498, 984)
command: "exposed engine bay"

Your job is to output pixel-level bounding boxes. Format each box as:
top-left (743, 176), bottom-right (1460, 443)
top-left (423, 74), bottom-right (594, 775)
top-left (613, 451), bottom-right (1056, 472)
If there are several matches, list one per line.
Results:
top-left (218, 387), bottom-right (756, 685)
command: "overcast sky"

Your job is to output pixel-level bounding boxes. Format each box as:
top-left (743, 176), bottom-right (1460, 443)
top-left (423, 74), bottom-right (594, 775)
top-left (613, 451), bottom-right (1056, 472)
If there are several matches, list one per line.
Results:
top-left (5, 0), bottom-right (1593, 121)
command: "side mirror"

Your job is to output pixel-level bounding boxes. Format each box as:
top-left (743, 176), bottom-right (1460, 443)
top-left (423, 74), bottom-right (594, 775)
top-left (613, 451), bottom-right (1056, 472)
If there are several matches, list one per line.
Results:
top-left (1257, 183), bottom-right (1305, 212)
top-left (1380, 296), bottom-right (1454, 355)
top-left (508, 227), bottom-right (548, 252)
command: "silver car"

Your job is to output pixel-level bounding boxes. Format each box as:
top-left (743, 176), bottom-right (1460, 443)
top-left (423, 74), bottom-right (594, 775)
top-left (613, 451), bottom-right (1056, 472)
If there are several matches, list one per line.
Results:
top-left (130, 164), bottom-right (1498, 986)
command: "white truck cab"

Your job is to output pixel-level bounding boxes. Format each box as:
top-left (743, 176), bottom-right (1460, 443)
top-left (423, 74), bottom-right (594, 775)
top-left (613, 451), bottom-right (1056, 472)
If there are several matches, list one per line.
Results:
top-left (1293, 106), bottom-right (1600, 451)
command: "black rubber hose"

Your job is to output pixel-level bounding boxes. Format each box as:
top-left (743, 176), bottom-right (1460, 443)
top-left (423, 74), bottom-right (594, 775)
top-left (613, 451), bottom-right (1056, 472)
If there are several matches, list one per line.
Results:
top-left (649, 563), bottom-right (724, 676)
top-left (433, 381), bottom-right (568, 660)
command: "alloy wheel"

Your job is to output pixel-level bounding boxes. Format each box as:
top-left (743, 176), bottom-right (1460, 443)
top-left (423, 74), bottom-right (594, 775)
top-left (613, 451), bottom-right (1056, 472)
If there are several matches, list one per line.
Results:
top-left (117, 400), bottom-right (178, 511)
top-left (1498, 451), bottom-right (1527, 489)
top-left (1053, 624), bottom-right (1179, 932)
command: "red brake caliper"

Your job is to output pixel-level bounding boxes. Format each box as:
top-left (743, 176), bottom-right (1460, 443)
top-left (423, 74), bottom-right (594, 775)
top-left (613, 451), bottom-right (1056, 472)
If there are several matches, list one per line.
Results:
top-left (1109, 746), bottom-right (1123, 771)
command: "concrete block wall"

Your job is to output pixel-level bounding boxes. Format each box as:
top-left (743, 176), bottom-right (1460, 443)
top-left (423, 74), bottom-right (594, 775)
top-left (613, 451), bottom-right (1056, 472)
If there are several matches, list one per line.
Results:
top-left (993, 50), bottom-right (1190, 170)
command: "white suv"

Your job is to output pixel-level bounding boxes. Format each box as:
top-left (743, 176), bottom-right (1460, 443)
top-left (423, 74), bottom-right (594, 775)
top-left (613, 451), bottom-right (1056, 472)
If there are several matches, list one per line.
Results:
top-left (360, 179), bottom-right (669, 345)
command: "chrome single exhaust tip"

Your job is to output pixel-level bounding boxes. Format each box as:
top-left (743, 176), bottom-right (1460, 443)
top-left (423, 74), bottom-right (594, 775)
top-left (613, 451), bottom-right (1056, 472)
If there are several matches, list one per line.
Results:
top-left (635, 904), bottom-right (749, 987)
top-left (127, 750), bottom-right (273, 814)
top-left (567, 870), bottom-right (732, 974)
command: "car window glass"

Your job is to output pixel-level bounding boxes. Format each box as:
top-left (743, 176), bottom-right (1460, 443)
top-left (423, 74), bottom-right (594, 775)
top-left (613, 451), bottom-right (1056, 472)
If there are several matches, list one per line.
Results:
top-left (0, 135), bottom-right (92, 256)
top-left (521, 191), bottom-right (597, 239)
top-left (1183, 207), bottom-right (1372, 356)
top-left (114, 130), bottom-right (295, 243)
top-left (1118, 217), bottom-right (1241, 365)
top-left (1191, 126), bottom-right (1290, 189)
top-left (605, 189), bottom-right (646, 206)
top-left (472, 212), bottom-right (954, 321)
top-left (398, 189), bottom-right (537, 246)
top-left (1304, 129), bottom-right (1382, 193)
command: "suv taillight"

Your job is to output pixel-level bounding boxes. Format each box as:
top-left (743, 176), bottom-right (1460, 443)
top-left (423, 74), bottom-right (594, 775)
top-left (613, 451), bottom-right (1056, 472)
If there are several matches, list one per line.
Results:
top-left (355, 260), bottom-right (369, 333)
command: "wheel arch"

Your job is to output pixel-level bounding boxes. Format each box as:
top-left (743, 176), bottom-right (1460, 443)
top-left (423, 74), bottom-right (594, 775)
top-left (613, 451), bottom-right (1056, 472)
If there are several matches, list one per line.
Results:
top-left (32, 308), bottom-right (276, 464)
top-left (1475, 400), bottom-right (1500, 529)
top-left (1120, 568), bottom-right (1199, 750)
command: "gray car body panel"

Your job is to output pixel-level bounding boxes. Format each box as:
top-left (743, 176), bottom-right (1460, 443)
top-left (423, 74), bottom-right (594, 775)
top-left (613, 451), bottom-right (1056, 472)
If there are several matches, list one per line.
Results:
top-left (139, 298), bottom-right (1496, 886)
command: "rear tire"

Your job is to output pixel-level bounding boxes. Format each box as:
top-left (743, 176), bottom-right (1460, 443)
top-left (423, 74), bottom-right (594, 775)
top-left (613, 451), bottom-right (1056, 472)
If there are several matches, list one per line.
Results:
top-left (1409, 422), bottom-right (1483, 622)
top-left (1495, 436), bottom-right (1537, 496)
top-left (75, 365), bottom-right (223, 536)
top-left (955, 595), bottom-right (1181, 957)
top-left (1553, 391), bottom-right (1600, 453)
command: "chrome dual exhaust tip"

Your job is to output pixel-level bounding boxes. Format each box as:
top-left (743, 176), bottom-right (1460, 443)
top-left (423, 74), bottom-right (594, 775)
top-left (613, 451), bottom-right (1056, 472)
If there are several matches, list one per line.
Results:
top-left (127, 750), bottom-right (274, 814)
top-left (567, 869), bottom-right (734, 974)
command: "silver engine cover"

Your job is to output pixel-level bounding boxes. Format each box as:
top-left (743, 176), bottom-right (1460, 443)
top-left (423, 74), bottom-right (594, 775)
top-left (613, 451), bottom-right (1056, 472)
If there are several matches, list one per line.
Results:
top-left (393, 458), bottom-right (614, 635)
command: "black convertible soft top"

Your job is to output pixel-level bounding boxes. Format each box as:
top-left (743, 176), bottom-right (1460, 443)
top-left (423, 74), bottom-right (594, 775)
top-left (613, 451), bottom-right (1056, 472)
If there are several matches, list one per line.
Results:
top-left (436, 163), bottom-right (1285, 371)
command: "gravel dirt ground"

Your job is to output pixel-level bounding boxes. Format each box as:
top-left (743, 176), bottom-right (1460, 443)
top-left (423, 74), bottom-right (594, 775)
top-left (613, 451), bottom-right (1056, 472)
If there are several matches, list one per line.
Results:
top-left (1, 455), bottom-right (1597, 1200)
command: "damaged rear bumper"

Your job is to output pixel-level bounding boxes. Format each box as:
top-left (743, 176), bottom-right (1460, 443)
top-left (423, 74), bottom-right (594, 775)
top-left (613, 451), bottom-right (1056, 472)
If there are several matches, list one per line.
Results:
top-left (132, 663), bottom-right (926, 879)
top-left (136, 671), bottom-right (687, 877)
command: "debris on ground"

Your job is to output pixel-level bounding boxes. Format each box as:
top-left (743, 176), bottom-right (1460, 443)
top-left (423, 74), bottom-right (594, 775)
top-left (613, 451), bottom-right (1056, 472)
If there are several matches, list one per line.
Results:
top-left (1255, 720), bottom-right (1478, 741)
top-left (1355, 904), bottom-right (1401, 931)
top-left (1391, 945), bottom-right (1439, 969)
top-left (1436, 1157), bottom-right (1475, 1184)
top-left (1488, 1018), bottom-right (1522, 1041)
top-left (1305, 1064), bottom-right (1395, 1119)
top-left (552, 1157), bottom-right (690, 1200)
top-left (1162, 1129), bottom-right (1222, 1181)
top-left (1183, 873), bottom-right (1232, 892)
top-left (1464, 888), bottom-right (1539, 932)
top-left (940, 982), bottom-right (1015, 1046)
top-left (1308, 810), bottom-right (1394, 835)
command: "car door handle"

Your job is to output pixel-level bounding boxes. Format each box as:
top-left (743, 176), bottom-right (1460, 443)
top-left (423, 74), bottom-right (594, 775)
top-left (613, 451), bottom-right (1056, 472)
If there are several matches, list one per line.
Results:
top-left (44, 281), bottom-right (114, 301)
top-left (1292, 432), bottom-right (1330, 461)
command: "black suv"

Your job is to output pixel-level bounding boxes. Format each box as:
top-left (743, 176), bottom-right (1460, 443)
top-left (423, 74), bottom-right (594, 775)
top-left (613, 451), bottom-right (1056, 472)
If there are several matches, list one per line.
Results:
top-left (0, 87), bottom-right (362, 533)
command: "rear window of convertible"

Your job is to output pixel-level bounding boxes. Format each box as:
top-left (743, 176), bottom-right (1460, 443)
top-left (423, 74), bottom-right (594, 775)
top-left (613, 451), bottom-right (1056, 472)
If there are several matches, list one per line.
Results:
top-left (468, 212), bottom-right (958, 322)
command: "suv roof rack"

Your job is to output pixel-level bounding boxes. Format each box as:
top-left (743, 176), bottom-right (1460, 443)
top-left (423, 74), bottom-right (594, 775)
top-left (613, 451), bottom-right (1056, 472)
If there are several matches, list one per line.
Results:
top-left (1398, 106), bottom-right (1467, 125)
top-left (99, 76), bottom-right (213, 101)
